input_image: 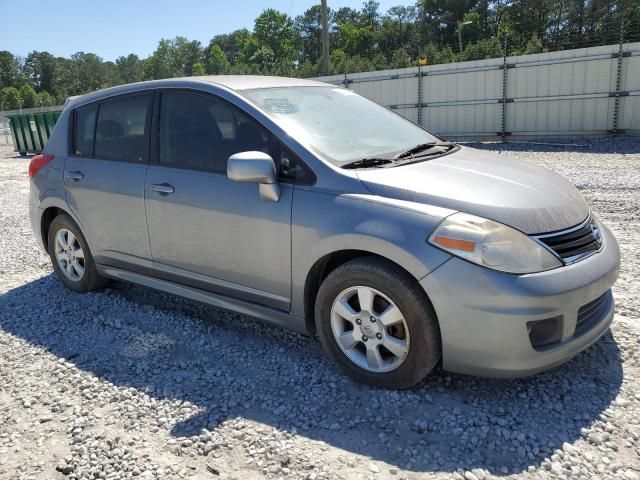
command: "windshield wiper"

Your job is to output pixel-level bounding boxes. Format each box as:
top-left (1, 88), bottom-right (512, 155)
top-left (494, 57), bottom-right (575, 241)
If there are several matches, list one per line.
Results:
top-left (394, 142), bottom-right (455, 160)
top-left (341, 158), bottom-right (393, 169)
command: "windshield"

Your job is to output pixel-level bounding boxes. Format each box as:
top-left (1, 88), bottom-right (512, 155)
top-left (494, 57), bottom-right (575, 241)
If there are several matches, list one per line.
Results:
top-left (242, 86), bottom-right (441, 165)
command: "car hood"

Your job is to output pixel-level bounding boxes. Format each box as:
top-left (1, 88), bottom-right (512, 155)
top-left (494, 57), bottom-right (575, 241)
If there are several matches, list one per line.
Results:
top-left (356, 146), bottom-right (589, 235)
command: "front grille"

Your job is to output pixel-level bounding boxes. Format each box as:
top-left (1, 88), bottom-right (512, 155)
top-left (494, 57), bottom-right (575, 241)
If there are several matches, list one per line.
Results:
top-left (535, 215), bottom-right (603, 263)
top-left (575, 291), bottom-right (611, 335)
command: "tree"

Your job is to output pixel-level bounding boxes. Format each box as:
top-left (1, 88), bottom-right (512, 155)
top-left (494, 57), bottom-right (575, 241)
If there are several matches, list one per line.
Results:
top-left (296, 5), bottom-right (328, 64)
top-left (390, 47), bottom-right (411, 68)
top-left (22, 51), bottom-right (57, 92)
top-left (462, 37), bottom-right (503, 61)
top-left (19, 84), bottom-right (37, 108)
top-left (70, 52), bottom-right (108, 93)
top-left (144, 37), bottom-right (204, 79)
top-left (297, 59), bottom-right (319, 78)
top-left (177, 38), bottom-right (205, 76)
top-left (1, 87), bottom-right (21, 109)
top-left (205, 45), bottom-right (230, 74)
top-left (0, 51), bottom-right (22, 89)
top-left (421, 42), bottom-right (458, 65)
top-left (116, 54), bottom-right (145, 83)
top-left (523, 33), bottom-right (544, 54)
top-left (361, 1), bottom-right (381, 29)
top-left (337, 22), bottom-right (374, 57)
top-left (191, 62), bottom-right (206, 76)
top-left (36, 90), bottom-right (55, 107)
top-left (250, 46), bottom-right (277, 73)
top-left (254, 9), bottom-right (297, 64)
top-left (387, 5), bottom-right (416, 47)
top-left (207, 29), bottom-right (257, 66)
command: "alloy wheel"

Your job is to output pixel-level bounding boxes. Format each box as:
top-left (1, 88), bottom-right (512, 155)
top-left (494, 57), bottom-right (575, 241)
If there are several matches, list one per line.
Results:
top-left (53, 228), bottom-right (85, 282)
top-left (330, 286), bottom-right (410, 373)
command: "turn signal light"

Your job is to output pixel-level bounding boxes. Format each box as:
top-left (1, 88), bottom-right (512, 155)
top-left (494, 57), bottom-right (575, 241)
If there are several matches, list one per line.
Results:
top-left (432, 235), bottom-right (476, 252)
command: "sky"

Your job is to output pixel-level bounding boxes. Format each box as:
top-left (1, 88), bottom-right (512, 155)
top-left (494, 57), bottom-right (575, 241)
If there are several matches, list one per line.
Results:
top-left (0, 0), bottom-right (412, 62)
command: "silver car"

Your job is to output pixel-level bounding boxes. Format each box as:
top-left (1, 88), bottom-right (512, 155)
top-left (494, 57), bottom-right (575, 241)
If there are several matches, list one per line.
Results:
top-left (29, 76), bottom-right (620, 389)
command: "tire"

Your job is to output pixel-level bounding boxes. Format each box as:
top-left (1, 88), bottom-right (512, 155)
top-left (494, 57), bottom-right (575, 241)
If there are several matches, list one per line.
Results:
top-left (315, 257), bottom-right (441, 389)
top-left (47, 214), bottom-right (108, 292)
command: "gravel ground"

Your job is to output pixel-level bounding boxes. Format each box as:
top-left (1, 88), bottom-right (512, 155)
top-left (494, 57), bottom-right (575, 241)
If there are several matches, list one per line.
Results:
top-left (0, 138), bottom-right (639, 480)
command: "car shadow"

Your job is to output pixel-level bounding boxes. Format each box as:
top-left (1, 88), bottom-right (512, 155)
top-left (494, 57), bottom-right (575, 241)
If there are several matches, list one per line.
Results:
top-left (0, 274), bottom-right (623, 476)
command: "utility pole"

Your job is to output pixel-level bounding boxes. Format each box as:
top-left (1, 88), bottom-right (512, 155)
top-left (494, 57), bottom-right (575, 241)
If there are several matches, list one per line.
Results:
top-left (321, 0), bottom-right (330, 75)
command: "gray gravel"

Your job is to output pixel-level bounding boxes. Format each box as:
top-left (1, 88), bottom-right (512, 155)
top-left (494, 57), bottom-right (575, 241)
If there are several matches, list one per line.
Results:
top-left (0, 138), bottom-right (639, 480)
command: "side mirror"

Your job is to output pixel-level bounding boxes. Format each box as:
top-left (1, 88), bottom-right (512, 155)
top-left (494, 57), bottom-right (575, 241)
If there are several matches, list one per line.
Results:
top-left (227, 151), bottom-right (281, 202)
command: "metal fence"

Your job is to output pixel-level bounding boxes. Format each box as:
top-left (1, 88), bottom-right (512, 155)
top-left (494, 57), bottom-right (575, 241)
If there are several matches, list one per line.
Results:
top-left (314, 41), bottom-right (640, 138)
top-left (0, 106), bottom-right (63, 147)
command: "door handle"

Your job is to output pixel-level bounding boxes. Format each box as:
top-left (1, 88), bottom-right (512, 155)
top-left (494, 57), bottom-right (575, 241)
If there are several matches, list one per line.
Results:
top-left (151, 183), bottom-right (174, 195)
top-left (65, 171), bottom-right (84, 182)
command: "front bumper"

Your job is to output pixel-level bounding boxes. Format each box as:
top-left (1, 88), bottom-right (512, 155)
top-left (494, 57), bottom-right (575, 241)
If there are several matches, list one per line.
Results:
top-left (420, 223), bottom-right (620, 377)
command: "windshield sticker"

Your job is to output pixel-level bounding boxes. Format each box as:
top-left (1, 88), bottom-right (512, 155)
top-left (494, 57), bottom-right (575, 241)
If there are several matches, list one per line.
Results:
top-left (264, 98), bottom-right (298, 114)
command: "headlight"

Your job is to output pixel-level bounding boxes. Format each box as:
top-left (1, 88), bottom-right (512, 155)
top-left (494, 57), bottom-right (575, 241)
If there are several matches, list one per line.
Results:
top-left (428, 213), bottom-right (562, 274)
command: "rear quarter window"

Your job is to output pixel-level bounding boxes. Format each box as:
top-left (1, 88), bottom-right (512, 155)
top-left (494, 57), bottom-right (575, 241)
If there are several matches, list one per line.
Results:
top-left (73, 104), bottom-right (98, 156)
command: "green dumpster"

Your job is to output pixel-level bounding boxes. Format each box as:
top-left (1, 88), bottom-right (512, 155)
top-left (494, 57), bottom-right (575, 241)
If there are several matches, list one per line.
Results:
top-left (8, 110), bottom-right (62, 155)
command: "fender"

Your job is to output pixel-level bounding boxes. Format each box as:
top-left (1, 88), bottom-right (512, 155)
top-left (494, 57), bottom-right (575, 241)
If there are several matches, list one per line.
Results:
top-left (289, 190), bottom-right (453, 318)
top-left (36, 196), bottom-right (94, 254)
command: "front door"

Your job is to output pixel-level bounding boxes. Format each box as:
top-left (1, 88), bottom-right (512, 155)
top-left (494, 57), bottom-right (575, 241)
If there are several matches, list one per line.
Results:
top-left (144, 90), bottom-right (293, 310)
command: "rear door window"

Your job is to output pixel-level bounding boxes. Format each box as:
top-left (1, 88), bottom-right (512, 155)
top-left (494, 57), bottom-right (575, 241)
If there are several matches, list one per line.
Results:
top-left (94, 94), bottom-right (151, 163)
top-left (73, 104), bottom-right (98, 156)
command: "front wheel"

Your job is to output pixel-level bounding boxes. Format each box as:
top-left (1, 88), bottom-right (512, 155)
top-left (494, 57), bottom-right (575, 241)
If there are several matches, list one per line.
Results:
top-left (315, 257), bottom-right (441, 389)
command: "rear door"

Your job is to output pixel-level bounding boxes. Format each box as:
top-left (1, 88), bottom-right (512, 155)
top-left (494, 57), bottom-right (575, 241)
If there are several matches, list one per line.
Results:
top-left (64, 92), bottom-right (153, 270)
top-left (144, 90), bottom-right (294, 310)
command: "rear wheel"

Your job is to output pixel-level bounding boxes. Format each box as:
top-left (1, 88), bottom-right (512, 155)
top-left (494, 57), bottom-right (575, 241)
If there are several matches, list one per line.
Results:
top-left (315, 257), bottom-right (441, 389)
top-left (47, 214), bottom-right (108, 292)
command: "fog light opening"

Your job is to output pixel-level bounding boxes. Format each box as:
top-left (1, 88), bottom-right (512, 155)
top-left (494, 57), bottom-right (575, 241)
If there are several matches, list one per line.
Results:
top-left (527, 316), bottom-right (563, 351)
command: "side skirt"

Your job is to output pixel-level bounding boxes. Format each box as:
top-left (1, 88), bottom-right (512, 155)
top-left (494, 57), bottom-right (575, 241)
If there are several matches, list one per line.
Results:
top-left (98, 265), bottom-right (309, 335)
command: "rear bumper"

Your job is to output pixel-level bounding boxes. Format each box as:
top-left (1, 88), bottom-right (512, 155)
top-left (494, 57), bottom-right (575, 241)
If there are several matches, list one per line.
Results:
top-left (420, 223), bottom-right (620, 377)
top-left (29, 183), bottom-right (46, 251)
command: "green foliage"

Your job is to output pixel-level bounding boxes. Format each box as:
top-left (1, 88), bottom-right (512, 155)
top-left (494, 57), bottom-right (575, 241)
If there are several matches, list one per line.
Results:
top-left (390, 48), bottom-right (411, 68)
top-left (70, 52), bottom-right (109, 93)
top-left (192, 62), bottom-right (206, 76)
top-left (116, 54), bottom-right (145, 83)
top-left (337, 22), bottom-right (374, 57)
top-left (462, 37), bottom-right (504, 61)
top-left (254, 9), bottom-right (297, 63)
top-left (144, 37), bottom-right (204, 79)
top-left (0, 51), bottom-right (23, 89)
top-left (145, 38), bottom-right (185, 79)
top-left (36, 90), bottom-right (55, 107)
top-left (1, 1), bottom-right (639, 109)
top-left (250, 46), bottom-right (277, 73)
top-left (296, 5), bottom-right (326, 64)
top-left (1, 87), bottom-right (21, 109)
top-left (523, 33), bottom-right (545, 55)
top-left (421, 43), bottom-right (458, 65)
top-left (23, 51), bottom-right (57, 92)
top-left (19, 84), bottom-right (37, 108)
top-left (205, 45), bottom-right (230, 74)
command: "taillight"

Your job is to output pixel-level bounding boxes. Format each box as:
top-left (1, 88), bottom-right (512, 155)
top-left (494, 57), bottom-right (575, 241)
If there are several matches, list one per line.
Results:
top-left (28, 154), bottom-right (55, 178)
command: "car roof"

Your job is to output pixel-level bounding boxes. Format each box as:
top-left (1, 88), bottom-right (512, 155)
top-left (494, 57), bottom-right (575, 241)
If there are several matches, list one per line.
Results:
top-left (66, 75), bottom-right (331, 109)
top-left (200, 75), bottom-right (330, 90)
